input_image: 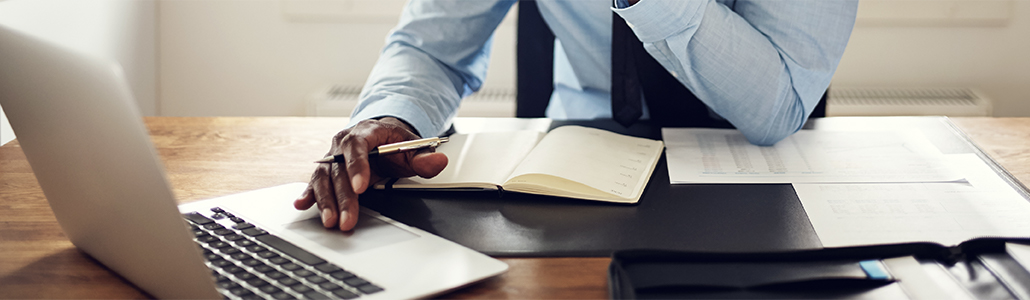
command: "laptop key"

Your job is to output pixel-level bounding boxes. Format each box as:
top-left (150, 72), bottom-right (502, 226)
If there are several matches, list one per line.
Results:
top-left (229, 287), bottom-right (253, 296)
top-left (216, 281), bottom-right (240, 289)
top-left (280, 263), bottom-right (301, 271)
top-left (246, 245), bottom-right (268, 253)
top-left (356, 286), bottom-right (385, 294)
top-left (246, 278), bottom-right (269, 287)
top-left (197, 235), bottom-right (219, 243)
top-left (317, 282), bottom-right (341, 291)
top-left (254, 265), bottom-right (275, 274)
top-left (221, 248), bottom-right (242, 255)
top-left (268, 257), bottom-right (289, 265)
top-left (260, 285), bottom-right (282, 294)
top-left (290, 285), bottom-right (313, 293)
top-left (213, 229), bottom-right (235, 236)
top-left (224, 266), bottom-right (245, 274)
top-left (235, 272), bottom-right (257, 281)
top-left (241, 259), bottom-right (263, 267)
top-left (342, 277), bottom-right (368, 287)
top-left (210, 259), bottom-right (233, 268)
top-left (304, 276), bottom-right (327, 284)
top-left (265, 271), bottom-right (286, 279)
top-left (255, 235), bottom-right (326, 265)
top-left (230, 253), bottom-right (251, 260)
top-left (271, 292), bottom-right (295, 300)
top-left (330, 270), bottom-right (355, 280)
top-left (277, 277), bottom-right (300, 286)
top-left (234, 222), bottom-right (255, 230)
top-left (314, 263), bottom-right (340, 273)
top-left (302, 291), bottom-right (332, 300)
top-left (257, 251), bottom-right (278, 259)
top-left (242, 228), bottom-right (267, 236)
top-left (183, 212), bottom-right (214, 225)
top-left (332, 289), bottom-right (359, 299)
top-left (224, 234), bottom-right (246, 241)
top-left (203, 223), bottom-right (224, 230)
top-left (236, 239), bottom-right (257, 247)
top-left (292, 269), bottom-right (314, 277)
top-left (208, 241), bottom-right (231, 249)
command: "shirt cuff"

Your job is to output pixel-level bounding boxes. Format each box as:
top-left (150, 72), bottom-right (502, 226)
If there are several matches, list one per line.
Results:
top-left (611, 0), bottom-right (708, 43)
top-left (347, 95), bottom-right (443, 138)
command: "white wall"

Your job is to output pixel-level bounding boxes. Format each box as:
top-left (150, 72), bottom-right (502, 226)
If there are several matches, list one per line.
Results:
top-left (0, 0), bottom-right (157, 144)
top-left (834, 0), bottom-right (1030, 117)
top-left (158, 0), bottom-right (1030, 117)
top-left (158, 0), bottom-right (516, 117)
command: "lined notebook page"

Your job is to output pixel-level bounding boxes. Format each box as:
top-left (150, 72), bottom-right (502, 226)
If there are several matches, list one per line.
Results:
top-left (505, 126), bottom-right (664, 200)
top-left (395, 131), bottom-right (544, 188)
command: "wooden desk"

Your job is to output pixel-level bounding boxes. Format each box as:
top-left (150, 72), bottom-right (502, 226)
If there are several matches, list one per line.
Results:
top-left (1, 117), bottom-right (1028, 299)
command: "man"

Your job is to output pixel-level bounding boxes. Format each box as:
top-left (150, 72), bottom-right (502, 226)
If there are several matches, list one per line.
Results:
top-left (295, 0), bottom-right (859, 231)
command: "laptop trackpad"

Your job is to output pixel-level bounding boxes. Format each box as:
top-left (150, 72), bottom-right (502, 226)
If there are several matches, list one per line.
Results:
top-left (283, 212), bottom-right (419, 255)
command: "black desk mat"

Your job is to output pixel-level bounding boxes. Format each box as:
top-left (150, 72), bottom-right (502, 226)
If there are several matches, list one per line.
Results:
top-left (361, 117), bottom-right (1026, 257)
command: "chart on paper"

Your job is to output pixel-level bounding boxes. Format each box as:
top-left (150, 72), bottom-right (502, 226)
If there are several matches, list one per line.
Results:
top-left (662, 128), bottom-right (964, 184)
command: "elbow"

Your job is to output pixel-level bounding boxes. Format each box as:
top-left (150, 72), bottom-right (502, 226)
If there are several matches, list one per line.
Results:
top-left (737, 96), bottom-right (809, 146)
top-left (743, 128), bottom-right (794, 147)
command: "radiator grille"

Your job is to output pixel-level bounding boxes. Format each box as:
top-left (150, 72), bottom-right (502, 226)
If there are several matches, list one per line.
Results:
top-left (827, 87), bottom-right (991, 117)
top-left (307, 85), bottom-right (516, 117)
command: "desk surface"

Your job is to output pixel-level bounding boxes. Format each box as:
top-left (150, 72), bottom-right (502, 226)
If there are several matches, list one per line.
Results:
top-left (1, 117), bottom-right (1028, 299)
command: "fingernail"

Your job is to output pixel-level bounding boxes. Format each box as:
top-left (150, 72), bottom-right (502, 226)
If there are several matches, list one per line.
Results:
top-left (339, 212), bottom-right (349, 230)
top-left (321, 208), bottom-right (332, 226)
top-left (351, 174), bottom-right (364, 193)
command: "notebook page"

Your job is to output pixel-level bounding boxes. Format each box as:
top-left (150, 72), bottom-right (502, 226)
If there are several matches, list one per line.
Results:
top-left (663, 128), bottom-right (963, 184)
top-left (795, 154), bottom-right (1030, 247)
top-left (390, 131), bottom-right (544, 188)
top-left (504, 126), bottom-right (663, 200)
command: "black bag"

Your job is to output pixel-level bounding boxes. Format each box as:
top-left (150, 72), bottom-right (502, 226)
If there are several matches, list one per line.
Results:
top-left (609, 238), bottom-right (1030, 299)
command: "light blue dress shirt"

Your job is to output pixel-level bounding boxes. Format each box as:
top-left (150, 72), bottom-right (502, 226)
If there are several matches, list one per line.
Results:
top-left (349, 0), bottom-right (858, 146)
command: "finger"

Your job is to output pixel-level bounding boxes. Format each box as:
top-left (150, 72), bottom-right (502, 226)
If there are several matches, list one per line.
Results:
top-left (340, 134), bottom-right (372, 195)
top-left (410, 151), bottom-right (448, 178)
top-left (330, 162), bottom-right (359, 232)
top-left (293, 185), bottom-right (316, 210)
top-left (338, 192), bottom-right (360, 231)
top-left (311, 164), bottom-right (339, 228)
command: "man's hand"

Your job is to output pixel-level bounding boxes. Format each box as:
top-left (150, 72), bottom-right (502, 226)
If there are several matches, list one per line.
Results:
top-left (293, 117), bottom-right (448, 231)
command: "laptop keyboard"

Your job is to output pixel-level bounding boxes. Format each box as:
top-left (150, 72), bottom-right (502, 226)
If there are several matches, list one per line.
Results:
top-left (184, 207), bottom-right (384, 300)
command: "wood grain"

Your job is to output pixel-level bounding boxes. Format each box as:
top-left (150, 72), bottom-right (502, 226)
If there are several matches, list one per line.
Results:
top-left (1, 117), bottom-right (1025, 299)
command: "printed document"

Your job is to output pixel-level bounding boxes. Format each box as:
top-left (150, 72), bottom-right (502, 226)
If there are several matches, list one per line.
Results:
top-left (662, 128), bottom-right (963, 184)
top-left (794, 154), bottom-right (1030, 247)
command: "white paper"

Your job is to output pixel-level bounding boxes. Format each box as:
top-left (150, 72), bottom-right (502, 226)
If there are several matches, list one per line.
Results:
top-left (662, 128), bottom-right (963, 184)
top-left (794, 154), bottom-right (1030, 247)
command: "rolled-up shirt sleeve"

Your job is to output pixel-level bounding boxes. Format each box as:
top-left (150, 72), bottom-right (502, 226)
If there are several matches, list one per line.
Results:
top-left (614, 0), bottom-right (858, 145)
top-left (349, 0), bottom-right (517, 137)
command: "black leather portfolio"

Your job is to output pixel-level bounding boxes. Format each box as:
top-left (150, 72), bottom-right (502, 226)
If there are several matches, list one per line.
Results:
top-left (361, 117), bottom-right (1030, 257)
top-left (608, 238), bottom-right (1030, 299)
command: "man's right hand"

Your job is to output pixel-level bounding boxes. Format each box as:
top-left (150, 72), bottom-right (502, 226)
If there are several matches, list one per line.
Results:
top-left (293, 117), bottom-right (448, 231)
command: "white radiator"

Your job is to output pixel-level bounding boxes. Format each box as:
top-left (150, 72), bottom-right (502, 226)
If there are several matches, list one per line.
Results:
top-left (826, 87), bottom-right (992, 117)
top-left (308, 86), bottom-right (993, 118)
top-left (306, 85), bottom-right (516, 118)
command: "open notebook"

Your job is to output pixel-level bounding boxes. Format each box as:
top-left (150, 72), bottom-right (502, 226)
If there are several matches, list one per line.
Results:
top-left (375, 126), bottom-right (665, 204)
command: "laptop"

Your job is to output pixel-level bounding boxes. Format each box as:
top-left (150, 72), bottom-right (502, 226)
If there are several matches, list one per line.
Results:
top-left (0, 24), bottom-right (507, 299)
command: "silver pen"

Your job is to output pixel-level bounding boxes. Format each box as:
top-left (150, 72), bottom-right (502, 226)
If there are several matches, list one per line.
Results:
top-left (314, 137), bottom-right (449, 163)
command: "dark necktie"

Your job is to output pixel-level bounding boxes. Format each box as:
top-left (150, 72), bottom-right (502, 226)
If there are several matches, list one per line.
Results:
top-left (610, 12), bottom-right (726, 128)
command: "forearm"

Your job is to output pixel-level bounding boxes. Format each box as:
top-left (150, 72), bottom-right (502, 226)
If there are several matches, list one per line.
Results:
top-left (348, 0), bottom-right (516, 138)
top-left (616, 0), bottom-right (858, 145)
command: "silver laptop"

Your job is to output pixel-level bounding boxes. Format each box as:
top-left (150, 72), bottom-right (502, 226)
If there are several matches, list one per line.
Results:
top-left (0, 24), bottom-right (506, 299)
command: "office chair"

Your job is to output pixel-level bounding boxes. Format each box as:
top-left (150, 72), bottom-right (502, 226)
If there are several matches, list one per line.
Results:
top-left (514, 0), bottom-right (827, 120)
